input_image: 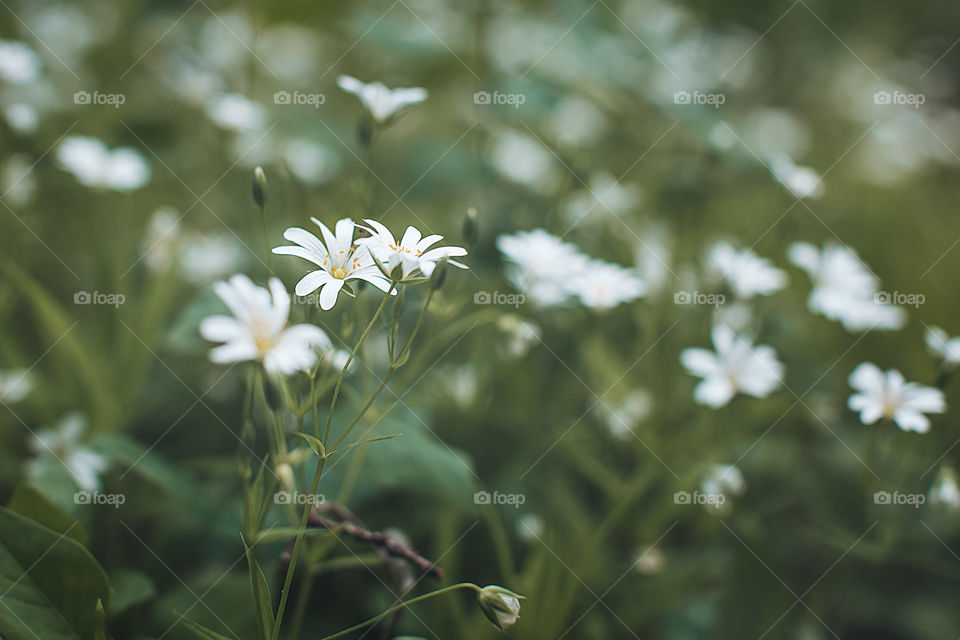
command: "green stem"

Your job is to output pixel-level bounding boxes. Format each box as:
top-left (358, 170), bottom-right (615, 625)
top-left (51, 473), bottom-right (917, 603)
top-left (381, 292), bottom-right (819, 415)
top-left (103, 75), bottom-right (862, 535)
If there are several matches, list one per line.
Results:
top-left (331, 368), bottom-right (395, 451)
top-left (318, 583), bottom-right (481, 640)
top-left (260, 205), bottom-right (274, 274)
top-left (323, 284), bottom-right (396, 445)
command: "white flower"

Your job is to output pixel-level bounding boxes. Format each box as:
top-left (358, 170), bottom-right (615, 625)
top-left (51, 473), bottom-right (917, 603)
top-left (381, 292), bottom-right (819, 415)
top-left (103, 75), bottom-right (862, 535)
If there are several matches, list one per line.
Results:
top-left (205, 93), bottom-right (267, 132)
top-left (517, 513), bottom-right (544, 542)
top-left (788, 242), bottom-right (905, 331)
top-left (179, 233), bottom-right (243, 284)
top-left (477, 586), bottom-right (524, 631)
top-left (56, 136), bottom-right (150, 191)
top-left (598, 389), bottom-right (652, 439)
top-left (634, 545), bottom-right (666, 575)
top-left (358, 219), bottom-right (468, 280)
top-left (200, 274), bottom-right (331, 376)
top-left (680, 324), bottom-right (784, 407)
top-left (925, 326), bottom-right (960, 366)
top-left (26, 413), bottom-right (107, 492)
top-left (5, 103), bottom-right (39, 134)
top-left (487, 130), bottom-right (562, 195)
top-left (770, 155), bottom-right (824, 199)
top-left (496, 229), bottom-right (587, 306)
top-left (273, 218), bottom-right (395, 309)
top-left (929, 467), bottom-right (960, 510)
top-left (847, 362), bottom-right (945, 433)
top-left (0, 40), bottom-right (41, 84)
top-left (567, 259), bottom-right (646, 310)
top-left (496, 316), bottom-right (541, 359)
top-left (706, 241), bottom-right (786, 299)
top-left (0, 369), bottom-right (32, 403)
top-left (336, 75), bottom-right (427, 123)
top-left (563, 172), bottom-right (642, 227)
top-left (700, 463), bottom-right (746, 513)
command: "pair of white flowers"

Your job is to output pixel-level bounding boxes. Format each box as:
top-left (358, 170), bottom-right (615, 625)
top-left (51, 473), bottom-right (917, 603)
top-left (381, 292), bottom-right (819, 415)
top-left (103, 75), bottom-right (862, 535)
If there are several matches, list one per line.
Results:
top-left (200, 219), bottom-right (466, 376)
top-left (496, 229), bottom-right (646, 310)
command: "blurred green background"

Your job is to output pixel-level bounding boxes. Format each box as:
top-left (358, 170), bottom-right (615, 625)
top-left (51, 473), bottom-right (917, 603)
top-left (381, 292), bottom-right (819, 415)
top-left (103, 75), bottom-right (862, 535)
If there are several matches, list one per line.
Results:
top-left (2, 0), bottom-right (960, 638)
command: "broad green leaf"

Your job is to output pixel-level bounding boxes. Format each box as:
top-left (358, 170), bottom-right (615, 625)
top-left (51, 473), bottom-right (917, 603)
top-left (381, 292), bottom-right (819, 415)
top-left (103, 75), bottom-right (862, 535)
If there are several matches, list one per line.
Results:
top-left (0, 506), bottom-right (111, 640)
top-left (6, 483), bottom-right (89, 546)
top-left (109, 570), bottom-right (155, 617)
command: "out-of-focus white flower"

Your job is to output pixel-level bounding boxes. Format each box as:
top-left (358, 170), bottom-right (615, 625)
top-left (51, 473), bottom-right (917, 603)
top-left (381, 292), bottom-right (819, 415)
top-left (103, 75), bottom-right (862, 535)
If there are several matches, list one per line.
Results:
top-left (706, 241), bottom-right (786, 299)
top-left (179, 234), bottom-right (243, 284)
top-left (770, 155), bottom-right (824, 199)
top-left (634, 225), bottom-right (672, 295)
top-left (0, 40), bottom-right (41, 84)
top-left (200, 274), bottom-right (331, 376)
top-left (205, 94), bottom-right (267, 132)
top-left (1, 154), bottom-right (36, 207)
top-left (496, 229), bottom-right (587, 306)
top-left (0, 370), bottom-right (32, 403)
top-left (847, 362), bottom-right (945, 433)
top-left (477, 586), bottom-right (524, 631)
top-left (282, 139), bottom-right (339, 184)
top-left (788, 242), bottom-right (905, 331)
top-left (26, 413), bottom-right (107, 492)
top-left (680, 324), bottom-right (784, 407)
top-left (634, 544), bottom-right (666, 575)
top-left (925, 326), bottom-right (960, 366)
top-left (336, 75), bottom-right (427, 123)
top-left (443, 365), bottom-right (478, 408)
top-left (599, 389), bottom-right (652, 439)
top-left (273, 218), bottom-right (394, 309)
top-left (5, 103), bottom-right (39, 134)
top-left (700, 463), bottom-right (746, 513)
top-left (143, 208), bottom-right (182, 273)
top-left (56, 136), bottom-right (150, 191)
top-left (548, 96), bottom-right (606, 148)
top-left (568, 260), bottom-right (646, 310)
top-left (359, 219), bottom-right (468, 280)
top-left (496, 316), bottom-right (541, 359)
top-left (517, 513), bottom-right (544, 542)
top-left (713, 301), bottom-right (754, 333)
top-left (487, 130), bottom-right (562, 195)
top-left (563, 172), bottom-right (642, 227)
top-left (929, 466), bottom-right (960, 510)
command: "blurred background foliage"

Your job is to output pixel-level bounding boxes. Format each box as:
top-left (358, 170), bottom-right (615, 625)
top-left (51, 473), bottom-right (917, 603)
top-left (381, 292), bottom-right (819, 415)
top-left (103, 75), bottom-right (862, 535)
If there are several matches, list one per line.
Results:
top-left (2, 0), bottom-right (960, 638)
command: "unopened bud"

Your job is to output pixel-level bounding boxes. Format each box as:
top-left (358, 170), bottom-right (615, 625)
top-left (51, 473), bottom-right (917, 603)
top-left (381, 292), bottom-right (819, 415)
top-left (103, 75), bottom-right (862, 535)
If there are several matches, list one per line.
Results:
top-left (429, 258), bottom-right (449, 291)
top-left (463, 207), bottom-right (479, 247)
top-left (477, 585), bottom-right (524, 631)
top-left (276, 463), bottom-right (295, 491)
top-left (253, 166), bottom-right (268, 209)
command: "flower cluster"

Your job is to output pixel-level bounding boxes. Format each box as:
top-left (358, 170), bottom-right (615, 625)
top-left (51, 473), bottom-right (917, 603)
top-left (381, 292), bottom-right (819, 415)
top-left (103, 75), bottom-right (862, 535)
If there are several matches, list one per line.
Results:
top-left (496, 228), bottom-right (645, 309)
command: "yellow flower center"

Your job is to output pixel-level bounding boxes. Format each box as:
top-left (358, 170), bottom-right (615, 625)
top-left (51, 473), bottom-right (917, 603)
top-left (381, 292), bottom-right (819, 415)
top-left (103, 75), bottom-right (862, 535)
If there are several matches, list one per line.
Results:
top-left (331, 266), bottom-right (349, 279)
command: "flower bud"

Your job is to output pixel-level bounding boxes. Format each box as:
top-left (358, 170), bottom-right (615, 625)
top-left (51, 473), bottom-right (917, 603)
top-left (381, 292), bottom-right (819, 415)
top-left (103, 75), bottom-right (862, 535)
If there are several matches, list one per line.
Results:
top-left (463, 207), bottom-right (479, 247)
top-left (429, 257), bottom-right (449, 291)
top-left (276, 463), bottom-right (295, 491)
top-left (477, 585), bottom-right (524, 631)
top-left (252, 166), bottom-right (268, 209)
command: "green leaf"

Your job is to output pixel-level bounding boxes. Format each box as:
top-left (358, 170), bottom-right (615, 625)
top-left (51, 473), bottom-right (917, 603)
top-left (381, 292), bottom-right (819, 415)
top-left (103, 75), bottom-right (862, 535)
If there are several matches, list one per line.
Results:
top-left (108, 570), bottom-right (155, 617)
top-left (6, 483), bottom-right (89, 546)
top-left (328, 433), bottom-right (402, 457)
top-left (174, 612), bottom-right (237, 640)
top-left (295, 432), bottom-right (326, 458)
top-left (241, 535), bottom-right (274, 640)
top-left (0, 506), bottom-right (111, 640)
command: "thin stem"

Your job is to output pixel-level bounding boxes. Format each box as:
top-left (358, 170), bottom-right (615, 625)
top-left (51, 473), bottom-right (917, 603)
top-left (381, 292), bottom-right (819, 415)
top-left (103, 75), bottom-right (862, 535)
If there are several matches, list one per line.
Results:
top-left (318, 583), bottom-right (481, 640)
top-left (331, 368), bottom-right (395, 452)
top-left (395, 288), bottom-right (435, 363)
top-left (260, 205), bottom-right (274, 274)
top-left (323, 284), bottom-right (396, 445)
